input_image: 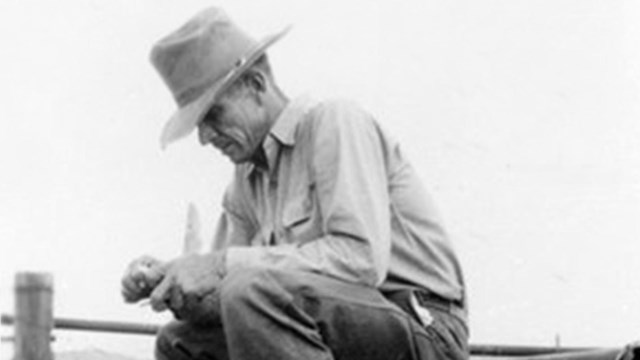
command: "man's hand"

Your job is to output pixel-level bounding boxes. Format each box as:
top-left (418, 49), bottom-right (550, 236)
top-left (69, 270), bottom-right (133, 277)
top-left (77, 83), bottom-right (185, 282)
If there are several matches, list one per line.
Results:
top-left (150, 252), bottom-right (227, 324)
top-left (121, 255), bottom-right (167, 303)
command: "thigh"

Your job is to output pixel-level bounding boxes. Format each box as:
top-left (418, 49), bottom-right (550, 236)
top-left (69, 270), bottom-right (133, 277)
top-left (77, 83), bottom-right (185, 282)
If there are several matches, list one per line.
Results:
top-left (156, 320), bottom-right (228, 360)
top-left (263, 269), bottom-right (423, 360)
top-left (158, 268), bottom-right (468, 360)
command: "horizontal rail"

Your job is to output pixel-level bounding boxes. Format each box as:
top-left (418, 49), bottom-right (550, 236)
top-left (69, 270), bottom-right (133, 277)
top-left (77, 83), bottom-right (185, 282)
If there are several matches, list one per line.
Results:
top-left (2, 313), bottom-right (160, 336)
top-left (3, 313), bottom-right (613, 357)
top-left (469, 344), bottom-right (600, 357)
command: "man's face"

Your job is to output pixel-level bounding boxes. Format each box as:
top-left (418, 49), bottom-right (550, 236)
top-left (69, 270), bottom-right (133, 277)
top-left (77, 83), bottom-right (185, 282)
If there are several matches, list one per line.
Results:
top-left (197, 85), bottom-right (269, 163)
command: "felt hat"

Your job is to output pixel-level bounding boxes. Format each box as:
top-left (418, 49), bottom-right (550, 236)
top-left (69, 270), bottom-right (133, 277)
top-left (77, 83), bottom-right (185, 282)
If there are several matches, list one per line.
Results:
top-left (150, 7), bottom-right (290, 148)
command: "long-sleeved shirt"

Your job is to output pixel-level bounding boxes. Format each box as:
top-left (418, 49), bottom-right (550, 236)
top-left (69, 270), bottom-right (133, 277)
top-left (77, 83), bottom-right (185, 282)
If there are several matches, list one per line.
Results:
top-left (212, 96), bottom-right (466, 302)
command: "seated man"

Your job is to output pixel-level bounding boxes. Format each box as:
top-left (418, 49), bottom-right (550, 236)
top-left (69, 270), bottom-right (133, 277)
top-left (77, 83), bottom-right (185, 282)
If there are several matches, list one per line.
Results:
top-left (122, 7), bottom-right (468, 360)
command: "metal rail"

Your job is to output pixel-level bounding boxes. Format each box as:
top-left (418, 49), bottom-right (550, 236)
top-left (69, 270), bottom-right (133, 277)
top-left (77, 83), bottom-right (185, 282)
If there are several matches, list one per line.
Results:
top-left (3, 272), bottom-right (627, 359)
top-left (2, 314), bottom-right (159, 336)
top-left (3, 312), bottom-right (610, 357)
top-left (469, 344), bottom-right (600, 357)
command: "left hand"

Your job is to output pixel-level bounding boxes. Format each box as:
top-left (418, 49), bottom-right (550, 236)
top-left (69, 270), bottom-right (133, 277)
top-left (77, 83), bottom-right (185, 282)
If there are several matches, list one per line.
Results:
top-left (121, 255), bottom-right (167, 303)
top-left (150, 252), bottom-right (227, 322)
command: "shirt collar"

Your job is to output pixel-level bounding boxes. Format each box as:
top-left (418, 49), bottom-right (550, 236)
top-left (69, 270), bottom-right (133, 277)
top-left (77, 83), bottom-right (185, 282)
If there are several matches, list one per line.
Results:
top-left (245, 95), bottom-right (316, 177)
top-left (270, 94), bottom-right (316, 147)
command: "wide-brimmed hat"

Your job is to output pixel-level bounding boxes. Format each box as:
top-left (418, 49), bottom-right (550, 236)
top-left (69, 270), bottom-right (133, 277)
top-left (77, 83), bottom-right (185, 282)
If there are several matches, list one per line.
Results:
top-left (150, 7), bottom-right (290, 149)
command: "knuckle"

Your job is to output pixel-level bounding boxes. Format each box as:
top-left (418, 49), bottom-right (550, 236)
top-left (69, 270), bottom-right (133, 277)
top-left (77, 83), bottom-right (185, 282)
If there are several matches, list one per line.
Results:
top-left (122, 280), bottom-right (136, 292)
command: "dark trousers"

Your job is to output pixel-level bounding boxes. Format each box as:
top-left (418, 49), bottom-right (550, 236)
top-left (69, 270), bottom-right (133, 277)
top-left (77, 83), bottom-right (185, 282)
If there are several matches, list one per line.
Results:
top-left (155, 267), bottom-right (468, 360)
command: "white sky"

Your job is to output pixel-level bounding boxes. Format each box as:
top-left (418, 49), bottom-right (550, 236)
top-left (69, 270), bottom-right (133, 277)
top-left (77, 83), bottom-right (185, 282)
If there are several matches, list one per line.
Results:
top-left (1, 0), bottom-right (639, 358)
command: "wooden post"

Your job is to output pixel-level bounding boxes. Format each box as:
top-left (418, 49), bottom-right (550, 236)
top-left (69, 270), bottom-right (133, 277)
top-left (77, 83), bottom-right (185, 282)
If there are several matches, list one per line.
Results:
top-left (14, 272), bottom-right (53, 360)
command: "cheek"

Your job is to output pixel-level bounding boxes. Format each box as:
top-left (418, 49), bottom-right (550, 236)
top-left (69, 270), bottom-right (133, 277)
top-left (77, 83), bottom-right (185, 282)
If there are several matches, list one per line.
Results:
top-left (216, 98), bottom-right (263, 150)
top-left (233, 109), bottom-right (262, 144)
top-left (215, 123), bottom-right (252, 153)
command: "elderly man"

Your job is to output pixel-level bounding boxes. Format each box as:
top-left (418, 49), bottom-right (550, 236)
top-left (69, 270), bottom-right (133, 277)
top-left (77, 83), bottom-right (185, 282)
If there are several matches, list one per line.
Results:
top-left (122, 7), bottom-right (468, 360)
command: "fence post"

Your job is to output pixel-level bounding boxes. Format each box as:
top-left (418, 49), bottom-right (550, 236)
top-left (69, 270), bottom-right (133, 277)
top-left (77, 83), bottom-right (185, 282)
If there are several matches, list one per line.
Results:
top-left (14, 272), bottom-right (53, 360)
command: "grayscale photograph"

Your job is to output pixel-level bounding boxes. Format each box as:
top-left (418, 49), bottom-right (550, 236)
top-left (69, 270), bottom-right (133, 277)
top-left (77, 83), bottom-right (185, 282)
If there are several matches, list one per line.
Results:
top-left (1, 1), bottom-right (638, 360)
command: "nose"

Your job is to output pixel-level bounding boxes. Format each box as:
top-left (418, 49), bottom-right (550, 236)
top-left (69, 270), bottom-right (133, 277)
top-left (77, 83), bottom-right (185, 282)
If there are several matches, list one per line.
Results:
top-left (198, 123), bottom-right (218, 146)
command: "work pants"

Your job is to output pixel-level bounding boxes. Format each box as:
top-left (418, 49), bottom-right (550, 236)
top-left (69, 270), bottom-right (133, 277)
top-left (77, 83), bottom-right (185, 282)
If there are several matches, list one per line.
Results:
top-left (155, 267), bottom-right (468, 360)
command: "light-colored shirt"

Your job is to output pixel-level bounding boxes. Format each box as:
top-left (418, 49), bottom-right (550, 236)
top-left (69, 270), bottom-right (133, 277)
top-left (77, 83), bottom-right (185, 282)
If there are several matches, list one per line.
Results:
top-left (213, 96), bottom-right (465, 301)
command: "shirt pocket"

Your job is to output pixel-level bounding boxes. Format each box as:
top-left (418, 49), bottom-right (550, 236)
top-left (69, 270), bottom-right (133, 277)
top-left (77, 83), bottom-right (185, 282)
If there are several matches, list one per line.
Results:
top-left (283, 196), bottom-right (312, 228)
top-left (281, 184), bottom-right (318, 243)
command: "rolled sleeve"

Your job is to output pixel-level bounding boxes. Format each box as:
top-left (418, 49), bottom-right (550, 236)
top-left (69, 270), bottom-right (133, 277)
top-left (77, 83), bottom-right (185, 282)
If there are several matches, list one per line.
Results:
top-left (300, 101), bottom-right (392, 285)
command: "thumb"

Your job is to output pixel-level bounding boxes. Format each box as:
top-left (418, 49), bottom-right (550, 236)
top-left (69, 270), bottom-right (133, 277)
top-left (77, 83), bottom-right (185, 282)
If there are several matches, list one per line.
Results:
top-left (150, 275), bottom-right (172, 312)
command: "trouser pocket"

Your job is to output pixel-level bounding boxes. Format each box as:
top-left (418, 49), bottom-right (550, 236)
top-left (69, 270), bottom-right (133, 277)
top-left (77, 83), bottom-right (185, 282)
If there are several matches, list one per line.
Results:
top-left (414, 307), bottom-right (469, 360)
top-left (385, 290), bottom-right (469, 360)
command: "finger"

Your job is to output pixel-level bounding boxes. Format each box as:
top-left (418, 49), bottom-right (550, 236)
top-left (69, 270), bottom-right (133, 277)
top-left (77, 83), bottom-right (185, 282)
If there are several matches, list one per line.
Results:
top-left (140, 256), bottom-right (168, 273)
top-left (122, 257), bottom-right (155, 303)
top-left (135, 254), bottom-right (156, 266)
top-left (124, 270), bottom-right (147, 289)
top-left (122, 274), bottom-right (150, 303)
top-left (122, 285), bottom-right (147, 303)
top-left (169, 284), bottom-right (184, 312)
top-left (122, 275), bottom-right (149, 301)
top-left (127, 256), bottom-right (156, 277)
top-left (150, 275), bottom-right (172, 312)
top-left (121, 287), bottom-right (142, 303)
top-left (121, 277), bottom-right (141, 300)
top-left (121, 287), bottom-right (134, 302)
top-left (142, 266), bottom-right (164, 288)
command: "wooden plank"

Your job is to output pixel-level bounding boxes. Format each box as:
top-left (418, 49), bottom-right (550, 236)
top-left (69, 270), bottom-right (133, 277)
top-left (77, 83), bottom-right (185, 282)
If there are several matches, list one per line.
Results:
top-left (14, 272), bottom-right (54, 360)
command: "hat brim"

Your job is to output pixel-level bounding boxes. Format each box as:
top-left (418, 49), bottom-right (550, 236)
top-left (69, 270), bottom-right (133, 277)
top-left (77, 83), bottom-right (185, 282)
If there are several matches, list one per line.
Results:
top-left (159, 25), bottom-right (292, 149)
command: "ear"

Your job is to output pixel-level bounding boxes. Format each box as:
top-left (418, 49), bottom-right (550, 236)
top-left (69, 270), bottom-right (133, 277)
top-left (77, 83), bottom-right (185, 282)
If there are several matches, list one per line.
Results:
top-left (245, 70), bottom-right (266, 94)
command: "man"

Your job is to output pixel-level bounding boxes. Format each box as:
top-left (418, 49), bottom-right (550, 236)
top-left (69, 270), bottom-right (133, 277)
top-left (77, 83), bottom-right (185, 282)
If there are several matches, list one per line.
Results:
top-left (122, 7), bottom-right (468, 360)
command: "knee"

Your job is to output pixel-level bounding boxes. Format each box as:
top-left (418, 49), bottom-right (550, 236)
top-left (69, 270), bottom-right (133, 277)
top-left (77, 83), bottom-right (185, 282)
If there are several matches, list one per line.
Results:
top-left (155, 321), bottom-right (192, 360)
top-left (219, 267), bottom-right (291, 310)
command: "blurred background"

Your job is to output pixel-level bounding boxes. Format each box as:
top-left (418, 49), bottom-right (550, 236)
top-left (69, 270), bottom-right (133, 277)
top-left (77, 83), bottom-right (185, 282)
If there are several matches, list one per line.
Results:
top-left (1, 0), bottom-right (639, 358)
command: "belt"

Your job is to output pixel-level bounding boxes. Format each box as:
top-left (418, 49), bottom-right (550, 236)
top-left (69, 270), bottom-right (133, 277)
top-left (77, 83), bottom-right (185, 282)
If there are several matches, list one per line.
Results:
top-left (413, 290), bottom-right (467, 324)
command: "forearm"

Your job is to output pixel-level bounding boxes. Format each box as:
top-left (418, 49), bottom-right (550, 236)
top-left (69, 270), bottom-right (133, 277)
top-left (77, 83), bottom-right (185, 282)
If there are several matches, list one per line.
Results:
top-left (226, 234), bottom-right (386, 286)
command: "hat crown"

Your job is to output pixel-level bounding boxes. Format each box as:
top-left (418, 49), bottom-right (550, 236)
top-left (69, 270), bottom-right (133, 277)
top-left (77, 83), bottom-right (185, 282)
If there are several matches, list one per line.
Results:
top-left (150, 7), bottom-right (258, 107)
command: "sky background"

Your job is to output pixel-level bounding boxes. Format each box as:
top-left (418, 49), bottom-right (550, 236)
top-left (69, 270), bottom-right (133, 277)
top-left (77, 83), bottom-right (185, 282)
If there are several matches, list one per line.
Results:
top-left (1, 0), bottom-right (639, 358)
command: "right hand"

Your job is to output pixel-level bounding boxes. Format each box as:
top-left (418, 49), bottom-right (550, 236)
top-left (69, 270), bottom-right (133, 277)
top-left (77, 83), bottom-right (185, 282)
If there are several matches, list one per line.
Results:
top-left (121, 255), bottom-right (167, 303)
top-left (149, 252), bottom-right (226, 325)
